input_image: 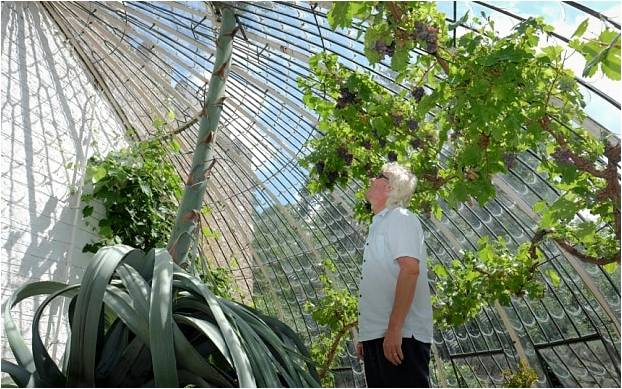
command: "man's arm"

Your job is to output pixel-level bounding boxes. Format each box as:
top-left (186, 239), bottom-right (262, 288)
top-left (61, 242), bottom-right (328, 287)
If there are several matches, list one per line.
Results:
top-left (383, 257), bottom-right (420, 366)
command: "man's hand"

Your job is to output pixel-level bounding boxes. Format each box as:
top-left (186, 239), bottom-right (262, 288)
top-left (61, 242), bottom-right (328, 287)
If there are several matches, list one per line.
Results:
top-left (383, 328), bottom-right (403, 366)
top-left (356, 342), bottom-right (364, 360)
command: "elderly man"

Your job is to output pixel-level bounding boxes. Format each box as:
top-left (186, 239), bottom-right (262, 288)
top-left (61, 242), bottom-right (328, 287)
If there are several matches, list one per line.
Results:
top-left (356, 162), bottom-right (433, 387)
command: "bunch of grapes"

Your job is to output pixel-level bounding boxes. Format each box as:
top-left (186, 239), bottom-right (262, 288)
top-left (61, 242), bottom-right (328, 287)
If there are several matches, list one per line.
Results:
top-left (503, 153), bottom-right (517, 170)
top-left (552, 148), bottom-right (573, 165)
top-left (407, 119), bottom-right (419, 131)
top-left (387, 151), bottom-right (398, 162)
top-left (411, 86), bottom-right (426, 102)
top-left (413, 21), bottom-right (439, 53)
top-left (335, 87), bottom-right (357, 109)
top-left (374, 39), bottom-right (396, 57)
top-left (410, 138), bottom-right (423, 150)
top-left (392, 113), bottom-right (404, 126)
top-left (372, 128), bottom-right (388, 148)
top-left (361, 140), bottom-right (373, 150)
top-left (337, 145), bottom-right (354, 165)
top-left (314, 160), bottom-right (325, 175)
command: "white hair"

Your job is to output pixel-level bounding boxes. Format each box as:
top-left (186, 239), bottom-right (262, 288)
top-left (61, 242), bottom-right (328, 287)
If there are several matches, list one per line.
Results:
top-left (383, 162), bottom-right (417, 208)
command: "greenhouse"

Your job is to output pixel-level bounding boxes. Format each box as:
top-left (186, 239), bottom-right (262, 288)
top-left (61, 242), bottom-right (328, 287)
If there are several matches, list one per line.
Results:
top-left (1, 1), bottom-right (620, 388)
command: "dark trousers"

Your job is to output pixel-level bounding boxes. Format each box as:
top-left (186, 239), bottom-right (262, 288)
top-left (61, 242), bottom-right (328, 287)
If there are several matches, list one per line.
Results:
top-left (362, 336), bottom-right (431, 388)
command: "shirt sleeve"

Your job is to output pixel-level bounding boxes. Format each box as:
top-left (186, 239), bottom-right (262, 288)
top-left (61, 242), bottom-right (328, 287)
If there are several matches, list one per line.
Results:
top-left (386, 212), bottom-right (425, 262)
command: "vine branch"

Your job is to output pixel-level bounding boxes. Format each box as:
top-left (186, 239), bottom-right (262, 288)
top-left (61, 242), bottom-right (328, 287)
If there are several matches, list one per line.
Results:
top-left (318, 321), bottom-right (358, 380)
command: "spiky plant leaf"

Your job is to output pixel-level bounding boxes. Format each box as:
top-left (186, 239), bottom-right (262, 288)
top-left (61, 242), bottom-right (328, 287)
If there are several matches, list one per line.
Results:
top-left (1, 245), bottom-right (320, 388)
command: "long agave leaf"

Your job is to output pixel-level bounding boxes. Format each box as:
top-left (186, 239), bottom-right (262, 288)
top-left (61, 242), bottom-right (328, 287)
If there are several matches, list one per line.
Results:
top-left (171, 327), bottom-right (234, 387)
top-left (177, 369), bottom-right (212, 387)
top-left (67, 245), bottom-right (136, 386)
top-left (115, 263), bottom-right (150, 318)
top-left (95, 319), bottom-right (128, 379)
top-left (173, 269), bottom-right (256, 387)
top-left (31, 284), bottom-right (80, 386)
top-left (173, 314), bottom-right (232, 366)
top-left (167, 6), bottom-right (237, 265)
top-left (224, 309), bottom-right (280, 387)
top-left (117, 261), bottom-right (232, 386)
top-left (102, 284), bottom-right (150, 342)
top-left (1, 360), bottom-right (30, 388)
top-left (148, 249), bottom-right (177, 387)
top-left (3, 281), bottom-right (69, 378)
top-left (248, 306), bottom-right (320, 383)
top-left (223, 304), bottom-right (298, 386)
top-left (223, 301), bottom-right (316, 386)
top-left (105, 336), bottom-right (147, 387)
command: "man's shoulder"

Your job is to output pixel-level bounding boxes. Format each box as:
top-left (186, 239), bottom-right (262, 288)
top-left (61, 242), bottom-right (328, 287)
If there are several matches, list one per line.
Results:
top-left (389, 207), bottom-right (421, 223)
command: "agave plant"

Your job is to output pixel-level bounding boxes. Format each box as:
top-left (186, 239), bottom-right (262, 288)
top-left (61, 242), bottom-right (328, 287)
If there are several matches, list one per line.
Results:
top-left (2, 246), bottom-right (320, 387)
top-left (2, 5), bottom-right (319, 388)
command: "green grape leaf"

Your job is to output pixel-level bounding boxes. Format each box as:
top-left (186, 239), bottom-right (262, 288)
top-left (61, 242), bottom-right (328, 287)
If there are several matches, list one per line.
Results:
top-left (391, 45), bottom-right (410, 73)
top-left (571, 18), bottom-right (589, 38)
top-left (545, 268), bottom-right (561, 287)
top-left (327, 2), bottom-right (353, 29)
top-left (533, 200), bottom-right (548, 214)
top-left (433, 264), bottom-right (448, 278)
top-left (603, 262), bottom-right (619, 274)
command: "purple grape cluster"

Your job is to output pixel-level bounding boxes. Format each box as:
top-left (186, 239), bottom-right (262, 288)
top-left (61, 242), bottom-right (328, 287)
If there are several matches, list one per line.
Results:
top-left (410, 138), bottom-right (423, 150)
top-left (411, 86), bottom-right (426, 102)
top-left (552, 149), bottom-right (573, 165)
top-left (371, 128), bottom-right (388, 148)
top-left (337, 145), bottom-right (354, 165)
top-left (361, 140), bottom-right (373, 150)
top-left (503, 153), bottom-right (517, 170)
top-left (315, 160), bottom-right (325, 175)
top-left (374, 39), bottom-right (396, 57)
top-left (387, 151), bottom-right (398, 162)
top-left (414, 21), bottom-right (439, 53)
top-left (335, 87), bottom-right (357, 109)
top-left (407, 119), bottom-right (419, 131)
top-left (392, 114), bottom-right (404, 126)
top-left (326, 170), bottom-right (339, 184)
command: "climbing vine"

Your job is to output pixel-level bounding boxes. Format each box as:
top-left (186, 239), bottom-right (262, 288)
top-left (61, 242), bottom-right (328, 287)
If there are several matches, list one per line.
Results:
top-left (304, 259), bottom-right (358, 387)
top-left (298, 2), bottom-right (620, 328)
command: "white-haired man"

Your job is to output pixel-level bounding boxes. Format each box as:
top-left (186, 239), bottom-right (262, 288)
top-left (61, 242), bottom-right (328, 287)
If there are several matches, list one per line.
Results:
top-left (356, 162), bottom-right (433, 387)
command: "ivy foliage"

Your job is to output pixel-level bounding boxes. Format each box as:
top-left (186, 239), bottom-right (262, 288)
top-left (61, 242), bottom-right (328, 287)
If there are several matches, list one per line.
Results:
top-left (298, 2), bottom-right (620, 328)
top-left (304, 259), bottom-right (358, 387)
top-left (81, 139), bottom-right (182, 253)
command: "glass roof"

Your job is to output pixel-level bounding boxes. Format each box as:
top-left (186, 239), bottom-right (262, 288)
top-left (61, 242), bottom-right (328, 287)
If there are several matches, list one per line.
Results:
top-left (2, 1), bottom-right (620, 387)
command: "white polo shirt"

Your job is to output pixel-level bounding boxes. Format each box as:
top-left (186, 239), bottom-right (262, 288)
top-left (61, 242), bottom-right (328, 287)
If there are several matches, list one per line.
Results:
top-left (358, 206), bottom-right (433, 343)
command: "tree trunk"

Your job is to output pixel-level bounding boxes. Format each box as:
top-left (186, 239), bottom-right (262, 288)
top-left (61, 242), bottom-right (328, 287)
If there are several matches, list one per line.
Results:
top-left (167, 6), bottom-right (237, 265)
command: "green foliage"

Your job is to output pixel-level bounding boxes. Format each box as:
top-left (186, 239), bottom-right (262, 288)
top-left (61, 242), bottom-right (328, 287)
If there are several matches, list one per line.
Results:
top-left (569, 20), bottom-right (621, 80)
top-left (304, 259), bottom-right (358, 387)
top-left (502, 361), bottom-right (539, 388)
top-left (299, 2), bottom-right (620, 328)
top-left (1, 245), bottom-right (320, 387)
top-left (432, 237), bottom-right (545, 329)
top-left (198, 262), bottom-right (239, 300)
top-left (81, 139), bottom-right (182, 253)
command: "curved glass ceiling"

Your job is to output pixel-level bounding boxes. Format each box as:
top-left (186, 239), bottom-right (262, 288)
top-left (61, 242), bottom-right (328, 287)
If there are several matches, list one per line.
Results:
top-left (3, 1), bottom-right (620, 387)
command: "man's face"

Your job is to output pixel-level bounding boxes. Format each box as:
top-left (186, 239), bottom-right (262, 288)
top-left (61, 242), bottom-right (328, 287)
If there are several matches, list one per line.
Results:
top-left (365, 173), bottom-right (390, 205)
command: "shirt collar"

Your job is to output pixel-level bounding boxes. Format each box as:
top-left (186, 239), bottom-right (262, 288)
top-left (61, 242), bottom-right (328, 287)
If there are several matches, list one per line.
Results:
top-left (371, 207), bottom-right (391, 224)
